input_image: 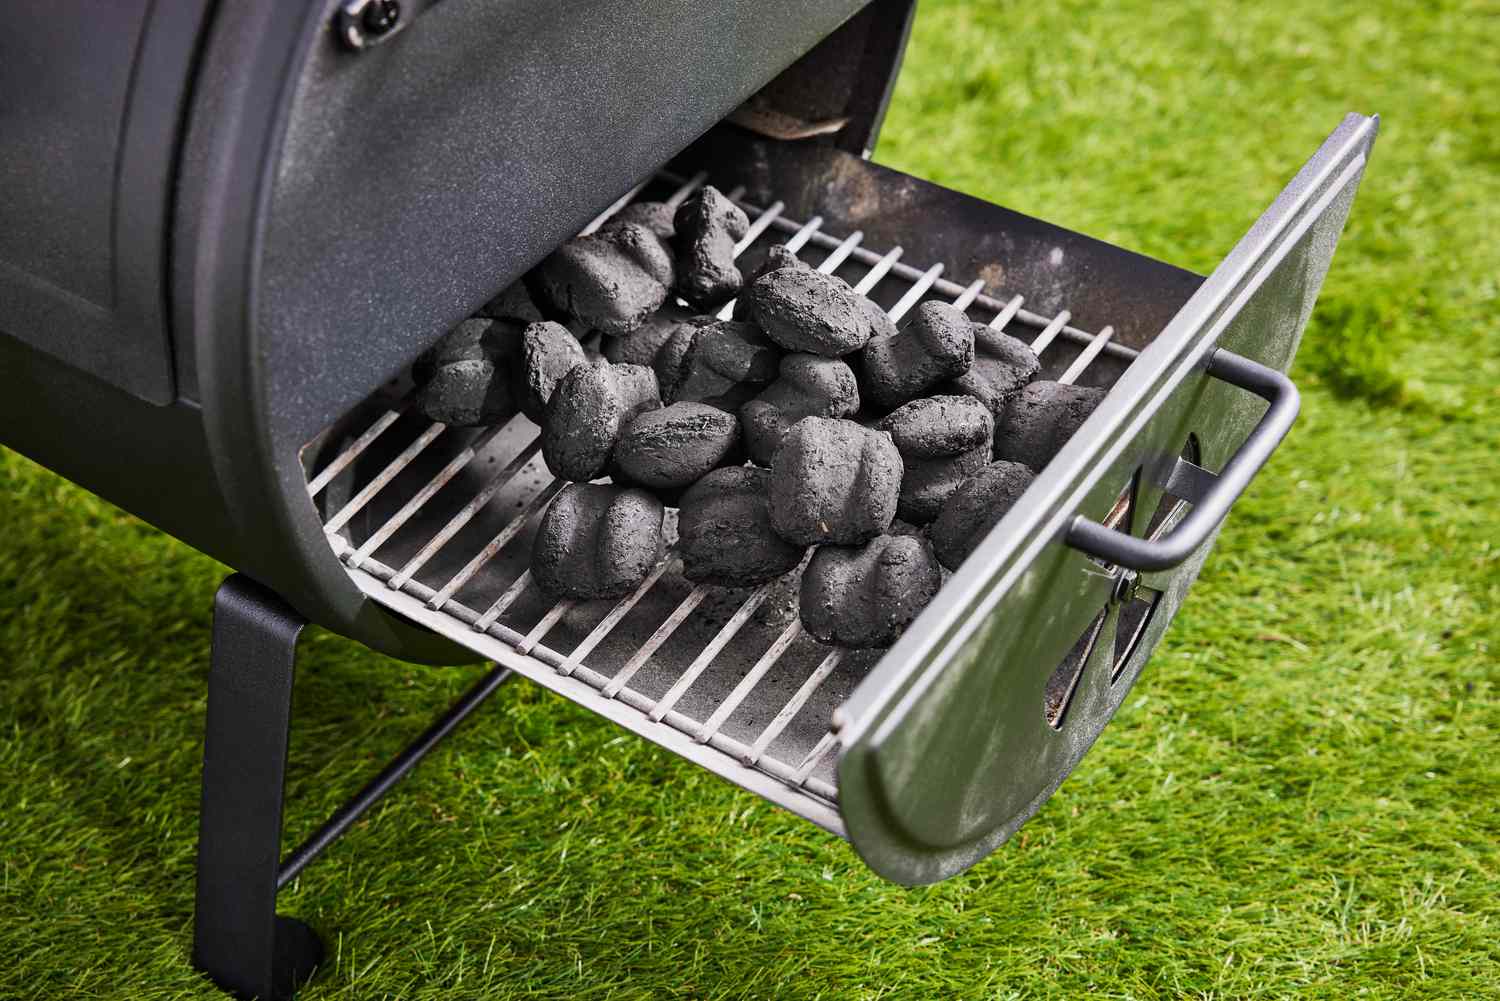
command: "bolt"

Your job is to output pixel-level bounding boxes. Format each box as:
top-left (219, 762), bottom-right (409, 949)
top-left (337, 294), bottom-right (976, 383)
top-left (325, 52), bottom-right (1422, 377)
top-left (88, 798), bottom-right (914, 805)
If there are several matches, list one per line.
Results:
top-left (362, 0), bottom-right (401, 36)
top-left (1112, 569), bottom-right (1139, 605)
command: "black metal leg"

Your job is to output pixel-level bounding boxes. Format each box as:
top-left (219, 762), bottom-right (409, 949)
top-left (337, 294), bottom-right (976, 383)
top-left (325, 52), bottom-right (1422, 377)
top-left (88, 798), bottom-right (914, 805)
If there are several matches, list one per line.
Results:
top-left (193, 575), bottom-right (323, 1001)
top-left (191, 573), bottom-right (515, 1000)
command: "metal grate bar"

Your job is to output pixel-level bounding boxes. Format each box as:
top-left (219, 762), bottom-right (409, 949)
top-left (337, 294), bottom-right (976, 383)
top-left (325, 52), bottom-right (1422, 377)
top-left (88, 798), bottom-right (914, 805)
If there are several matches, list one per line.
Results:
top-left (793, 731), bottom-right (839, 785)
top-left (1058, 324), bottom-right (1116, 385)
top-left (387, 437), bottom-right (542, 589)
top-left (580, 180), bottom-right (650, 236)
top-left (346, 422), bottom-right (509, 570)
top-left (951, 278), bottom-right (987, 313)
top-left (988, 293), bottom-right (1026, 331)
top-left (472, 569), bottom-right (535, 633)
top-left (889, 262), bottom-right (945, 321)
top-left (817, 230), bottom-right (864, 273)
top-left (325, 422), bottom-right (445, 533)
top-left (734, 200), bottom-right (785, 254)
top-left (664, 171), bottom-right (709, 210)
top-left (647, 585), bottom-right (770, 723)
top-left (745, 649), bottom-right (844, 765)
top-left (1029, 309), bottom-right (1072, 356)
top-left (307, 407), bottom-right (404, 498)
top-left (782, 215), bottom-right (826, 254)
top-left (601, 585), bottom-right (709, 699)
top-left (425, 479), bottom-right (561, 609)
top-left (517, 600), bottom-right (573, 655)
top-left (696, 621), bottom-right (804, 744)
top-left (853, 247), bottom-right (904, 295)
top-left (556, 557), bottom-right (676, 676)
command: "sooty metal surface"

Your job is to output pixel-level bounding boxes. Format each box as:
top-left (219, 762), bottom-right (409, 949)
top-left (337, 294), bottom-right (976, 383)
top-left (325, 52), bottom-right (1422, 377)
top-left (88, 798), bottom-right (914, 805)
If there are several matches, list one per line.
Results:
top-left (305, 174), bottom-right (1131, 833)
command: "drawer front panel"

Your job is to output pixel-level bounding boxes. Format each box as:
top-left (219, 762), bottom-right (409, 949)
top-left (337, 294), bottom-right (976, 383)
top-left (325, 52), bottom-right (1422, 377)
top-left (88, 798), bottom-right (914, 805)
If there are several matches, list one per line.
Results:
top-left (839, 115), bottom-right (1378, 885)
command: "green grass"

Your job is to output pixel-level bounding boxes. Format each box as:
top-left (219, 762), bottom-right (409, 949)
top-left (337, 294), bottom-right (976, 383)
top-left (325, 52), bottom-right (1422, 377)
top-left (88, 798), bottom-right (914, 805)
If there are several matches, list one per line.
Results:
top-left (3, 0), bottom-right (1497, 997)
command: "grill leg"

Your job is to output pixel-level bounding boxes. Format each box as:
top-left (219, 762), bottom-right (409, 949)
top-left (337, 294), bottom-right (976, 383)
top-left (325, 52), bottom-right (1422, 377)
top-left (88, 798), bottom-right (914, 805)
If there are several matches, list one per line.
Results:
top-left (192, 575), bottom-right (323, 1001)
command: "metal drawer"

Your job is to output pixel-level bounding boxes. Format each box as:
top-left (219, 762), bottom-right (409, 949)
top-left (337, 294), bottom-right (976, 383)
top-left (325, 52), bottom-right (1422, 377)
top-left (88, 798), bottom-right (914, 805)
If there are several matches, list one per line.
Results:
top-left (306, 113), bottom-right (1377, 884)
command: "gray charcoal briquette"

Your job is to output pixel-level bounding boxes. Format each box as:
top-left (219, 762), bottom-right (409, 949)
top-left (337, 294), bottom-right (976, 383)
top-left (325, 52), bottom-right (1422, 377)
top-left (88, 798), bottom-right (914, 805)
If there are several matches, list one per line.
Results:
top-left (417, 359), bottom-right (514, 427)
top-left (612, 402), bottom-right (741, 491)
top-left (414, 319), bottom-right (518, 427)
top-left (799, 533), bottom-right (942, 648)
top-left (876, 395), bottom-right (995, 524)
top-left (732, 245), bottom-right (810, 320)
top-left (541, 362), bottom-right (661, 481)
top-left (678, 467), bottom-right (805, 586)
top-left (673, 186), bottom-right (750, 311)
top-left (994, 380), bottom-right (1106, 470)
top-left (745, 266), bottom-right (874, 357)
top-left (768, 417), bottom-right (902, 546)
top-left (476, 281), bottom-right (544, 325)
top-left (740, 353), bottom-right (860, 466)
top-left (413, 317), bottom-right (517, 386)
top-left (610, 201), bottom-right (676, 239)
top-left (860, 300), bottom-right (975, 411)
top-left (531, 483), bottom-right (665, 600)
top-left (858, 294), bottom-right (898, 342)
top-left (602, 305), bottom-right (712, 369)
top-left (666, 320), bottom-right (780, 411)
top-left (939, 323), bottom-right (1041, 415)
top-left (530, 221), bottom-right (675, 336)
top-left (929, 460), bottom-right (1036, 571)
top-left (514, 321), bottom-right (587, 422)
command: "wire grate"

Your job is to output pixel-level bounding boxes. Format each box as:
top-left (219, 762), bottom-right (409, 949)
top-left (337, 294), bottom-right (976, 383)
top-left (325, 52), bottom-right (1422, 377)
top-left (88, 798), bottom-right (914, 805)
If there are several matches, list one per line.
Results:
top-left (305, 172), bottom-right (1133, 833)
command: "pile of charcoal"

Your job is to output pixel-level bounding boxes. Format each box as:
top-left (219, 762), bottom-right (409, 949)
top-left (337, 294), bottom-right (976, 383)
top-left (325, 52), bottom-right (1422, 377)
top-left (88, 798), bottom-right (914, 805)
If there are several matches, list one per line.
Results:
top-left (412, 186), bottom-right (1104, 649)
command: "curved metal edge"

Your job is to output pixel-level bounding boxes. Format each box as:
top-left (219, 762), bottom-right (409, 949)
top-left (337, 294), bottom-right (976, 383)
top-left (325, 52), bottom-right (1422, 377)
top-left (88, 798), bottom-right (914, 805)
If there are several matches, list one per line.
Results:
top-left (836, 112), bottom-right (1379, 885)
top-left (1065, 351), bottom-right (1300, 571)
top-left (173, 1), bottom-right (466, 664)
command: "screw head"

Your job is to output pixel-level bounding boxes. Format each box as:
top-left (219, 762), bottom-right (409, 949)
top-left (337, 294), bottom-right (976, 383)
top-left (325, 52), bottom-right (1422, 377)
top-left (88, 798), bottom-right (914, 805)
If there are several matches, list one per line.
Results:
top-left (362, 0), bottom-right (401, 36)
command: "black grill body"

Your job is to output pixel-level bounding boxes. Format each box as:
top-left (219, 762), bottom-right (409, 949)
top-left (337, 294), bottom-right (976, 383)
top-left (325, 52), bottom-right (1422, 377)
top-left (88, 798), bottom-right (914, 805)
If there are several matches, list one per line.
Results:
top-left (1, 0), bottom-right (913, 661)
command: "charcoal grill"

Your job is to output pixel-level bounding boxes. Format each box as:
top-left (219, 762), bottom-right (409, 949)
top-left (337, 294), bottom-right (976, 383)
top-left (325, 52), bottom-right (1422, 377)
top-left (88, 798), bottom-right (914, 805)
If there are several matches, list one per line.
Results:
top-left (0, 2), bottom-right (1377, 998)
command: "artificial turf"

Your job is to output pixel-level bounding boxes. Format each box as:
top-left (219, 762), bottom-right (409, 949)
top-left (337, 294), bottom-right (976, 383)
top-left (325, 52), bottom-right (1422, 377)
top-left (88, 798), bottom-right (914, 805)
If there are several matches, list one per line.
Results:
top-left (2, 0), bottom-right (1497, 997)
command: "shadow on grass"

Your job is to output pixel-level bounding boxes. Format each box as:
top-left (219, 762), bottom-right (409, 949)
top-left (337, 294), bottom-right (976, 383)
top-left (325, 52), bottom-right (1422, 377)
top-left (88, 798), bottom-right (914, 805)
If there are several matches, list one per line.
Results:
top-left (1298, 295), bottom-right (1409, 407)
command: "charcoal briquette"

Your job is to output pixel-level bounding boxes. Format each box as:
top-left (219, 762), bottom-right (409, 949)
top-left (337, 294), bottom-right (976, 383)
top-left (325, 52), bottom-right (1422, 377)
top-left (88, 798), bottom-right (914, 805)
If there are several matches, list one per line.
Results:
top-left (744, 266), bottom-right (875, 357)
top-left (529, 220), bottom-right (675, 336)
top-left (939, 323), bottom-right (1040, 415)
top-left (732, 245), bottom-right (810, 320)
top-left (666, 320), bottom-right (780, 412)
top-left (413, 319), bottom-right (518, 427)
top-left (610, 201), bottom-right (676, 239)
top-left (876, 395), bottom-right (995, 524)
top-left (799, 533), bottom-right (943, 649)
top-left (740, 353), bottom-right (860, 466)
top-left (602, 305), bottom-right (712, 369)
top-left (929, 460), bottom-right (1037, 571)
top-left (531, 483), bottom-right (665, 600)
top-left (514, 321), bottom-right (587, 422)
top-left (677, 467), bottom-right (805, 586)
top-left (476, 281), bottom-right (544, 325)
top-left (994, 380), bottom-right (1106, 470)
top-left (612, 402), bottom-right (741, 491)
top-left (768, 417), bottom-right (902, 546)
top-left (673, 186), bottom-right (750, 311)
top-left (541, 362), bottom-right (661, 481)
top-left (860, 300), bottom-right (975, 411)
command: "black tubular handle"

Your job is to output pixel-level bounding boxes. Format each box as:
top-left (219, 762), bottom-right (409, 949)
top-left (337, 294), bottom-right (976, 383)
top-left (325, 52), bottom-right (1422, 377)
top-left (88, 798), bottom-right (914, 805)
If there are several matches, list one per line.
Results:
top-left (1065, 349), bottom-right (1300, 572)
